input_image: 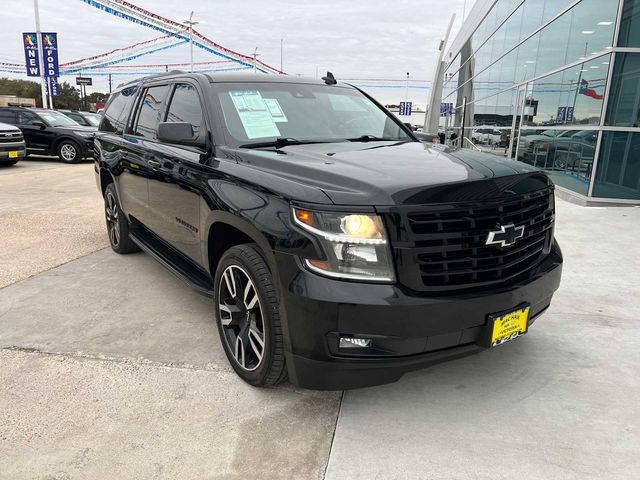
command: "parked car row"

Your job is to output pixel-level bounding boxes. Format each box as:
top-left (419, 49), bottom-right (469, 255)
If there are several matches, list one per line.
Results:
top-left (0, 107), bottom-right (100, 165)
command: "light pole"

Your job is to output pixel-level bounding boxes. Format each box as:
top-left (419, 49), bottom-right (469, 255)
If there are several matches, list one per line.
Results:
top-left (253, 47), bottom-right (259, 74)
top-left (33, 0), bottom-right (47, 108)
top-left (405, 72), bottom-right (410, 104)
top-left (184, 11), bottom-right (198, 73)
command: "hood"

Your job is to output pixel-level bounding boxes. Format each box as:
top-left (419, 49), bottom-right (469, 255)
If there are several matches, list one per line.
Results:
top-left (57, 125), bottom-right (97, 133)
top-left (0, 122), bottom-right (20, 132)
top-left (229, 141), bottom-right (549, 206)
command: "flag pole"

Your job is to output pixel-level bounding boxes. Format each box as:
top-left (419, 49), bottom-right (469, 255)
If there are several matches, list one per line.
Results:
top-left (33, 0), bottom-right (47, 108)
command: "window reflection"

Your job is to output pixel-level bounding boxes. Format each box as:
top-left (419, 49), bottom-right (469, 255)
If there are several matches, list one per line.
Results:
top-left (516, 128), bottom-right (596, 194)
top-left (593, 132), bottom-right (640, 199)
top-left (605, 53), bottom-right (640, 127)
top-left (618, 0), bottom-right (640, 47)
top-left (526, 55), bottom-right (609, 126)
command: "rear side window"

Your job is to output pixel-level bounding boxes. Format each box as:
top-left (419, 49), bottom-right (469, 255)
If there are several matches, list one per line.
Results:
top-left (0, 110), bottom-right (16, 123)
top-left (133, 85), bottom-right (170, 139)
top-left (100, 86), bottom-right (138, 134)
top-left (17, 111), bottom-right (39, 125)
top-left (66, 112), bottom-right (84, 125)
top-left (166, 83), bottom-right (204, 137)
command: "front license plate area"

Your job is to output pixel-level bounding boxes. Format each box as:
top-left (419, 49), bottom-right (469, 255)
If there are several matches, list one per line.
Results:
top-left (8, 151), bottom-right (18, 158)
top-left (489, 305), bottom-right (530, 347)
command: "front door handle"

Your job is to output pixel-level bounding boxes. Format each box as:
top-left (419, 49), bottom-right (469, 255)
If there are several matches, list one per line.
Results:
top-left (148, 159), bottom-right (161, 169)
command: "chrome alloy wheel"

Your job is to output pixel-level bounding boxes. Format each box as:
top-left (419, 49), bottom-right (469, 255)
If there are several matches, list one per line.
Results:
top-left (60, 143), bottom-right (77, 161)
top-left (218, 265), bottom-right (265, 371)
top-left (105, 191), bottom-right (120, 247)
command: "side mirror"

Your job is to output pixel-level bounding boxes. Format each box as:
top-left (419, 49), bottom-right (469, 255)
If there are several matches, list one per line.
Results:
top-left (403, 122), bottom-right (413, 130)
top-left (31, 121), bottom-right (46, 129)
top-left (157, 122), bottom-right (205, 147)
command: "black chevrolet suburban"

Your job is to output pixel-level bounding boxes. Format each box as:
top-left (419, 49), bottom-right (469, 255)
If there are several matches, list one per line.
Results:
top-left (94, 72), bottom-right (562, 390)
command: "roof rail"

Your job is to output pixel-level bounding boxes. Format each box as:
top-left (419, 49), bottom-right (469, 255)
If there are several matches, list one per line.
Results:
top-left (116, 69), bottom-right (189, 89)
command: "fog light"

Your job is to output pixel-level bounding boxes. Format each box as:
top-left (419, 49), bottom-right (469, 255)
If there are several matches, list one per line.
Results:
top-left (339, 337), bottom-right (372, 348)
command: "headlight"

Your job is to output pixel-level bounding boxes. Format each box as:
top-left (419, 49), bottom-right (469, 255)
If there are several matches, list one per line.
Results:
top-left (293, 207), bottom-right (395, 282)
top-left (75, 131), bottom-right (94, 138)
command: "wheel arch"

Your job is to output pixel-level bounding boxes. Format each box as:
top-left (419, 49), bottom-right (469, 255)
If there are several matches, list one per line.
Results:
top-left (205, 212), bottom-right (278, 278)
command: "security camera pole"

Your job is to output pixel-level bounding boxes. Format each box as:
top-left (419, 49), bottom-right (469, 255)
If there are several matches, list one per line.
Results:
top-left (33, 0), bottom-right (47, 108)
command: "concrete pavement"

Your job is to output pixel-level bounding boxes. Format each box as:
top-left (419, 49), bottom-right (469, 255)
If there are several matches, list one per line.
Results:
top-left (0, 158), bottom-right (107, 288)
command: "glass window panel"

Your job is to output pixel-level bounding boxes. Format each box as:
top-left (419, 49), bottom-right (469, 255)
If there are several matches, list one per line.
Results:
top-left (519, 0), bottom-right (545, 42)
top-left (563, 0), bottom-right (617, 66)
top-left (496, 89), bottom-right (516, 127)
top-left (618, 0), bottom-right (640, 47)
top-left (498, 48), bottom-right (518, 86)
top-left (133, 85), bottom-right (170, 139)
top-left (526, 70), bottom-right (564, 126)
top-left (502, 4), bottom-right (524, 51)
top-left (515, 35), bottom-right (541, 82)
top-left (593, 132), bottom-right (640, 199)
top-left (517, 128), bottom-right (593, 195)
top-left (565, 56), bottom-right (608, 125)
top-left (605, 53), bottom-right (640, 127)
top-left (542, 0), bottom-right (574, 23)
top-left (535, 13), bottom-right (571, 76)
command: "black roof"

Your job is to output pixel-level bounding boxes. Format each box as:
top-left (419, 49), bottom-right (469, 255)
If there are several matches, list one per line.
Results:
top-left (115, 71), bottom-right (352, 92)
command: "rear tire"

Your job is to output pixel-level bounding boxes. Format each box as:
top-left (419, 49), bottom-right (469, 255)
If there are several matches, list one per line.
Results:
top-left (57, 140), bottom-right (82, 164)
top-left (213, 244), bottom-right (287, 387)
top-left (104, 183), bottom-right (140, 254)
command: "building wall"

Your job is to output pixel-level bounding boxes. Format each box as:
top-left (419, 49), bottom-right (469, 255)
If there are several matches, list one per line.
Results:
top-left (0, 95), bottom-right (36, 107)
top-left (441, 0), bottom-right (640, 203)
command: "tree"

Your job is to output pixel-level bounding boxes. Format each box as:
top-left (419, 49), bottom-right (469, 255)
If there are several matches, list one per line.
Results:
top-left (0, 77), bottom-right (107, 110)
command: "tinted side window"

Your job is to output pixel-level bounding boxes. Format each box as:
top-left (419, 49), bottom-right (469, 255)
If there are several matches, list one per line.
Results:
top-left (66, 112), bottom-right (85, 125)
top-left (166, 83), bottom-right (204, 137)
top-left (17, 111), bottom-right (39, 125)
top-left (0, 110), bottom-right (16, 123)
top-left (100, 86), bottom-right (138, 134)
top-left (133, 85), bottom-right (170, 139)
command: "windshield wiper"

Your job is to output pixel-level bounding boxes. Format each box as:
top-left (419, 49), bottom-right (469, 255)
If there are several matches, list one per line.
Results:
top-left (345, 135), bottom-right (403, 142)
top-left (239, 138), bottom-right (331, 149)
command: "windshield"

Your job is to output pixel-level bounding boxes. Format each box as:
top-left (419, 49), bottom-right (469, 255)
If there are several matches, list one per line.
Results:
top-left (38, 111), bottom-right (80, 127)
top-left (211, 82), bottom-right (413, 146)
top-left (84, 114), bottom-right (100, 127)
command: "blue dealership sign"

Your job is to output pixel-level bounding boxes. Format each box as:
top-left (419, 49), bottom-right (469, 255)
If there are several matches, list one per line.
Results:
top-left (22, 32), bottom-right (40, 77)
top-left (557, 106), bottom-right (574, 124)
top-left (440, 102), bottom-right (453, 117)
top-left (46, 77), bottom-right (60, 96)
top-left (22, 32), bottom-right (58, 78)
top-left (399, 101), bottom-right (413, 116)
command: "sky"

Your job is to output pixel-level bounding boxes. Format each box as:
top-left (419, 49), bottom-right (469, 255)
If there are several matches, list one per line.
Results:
top-left (0, 0), bottom-right (475, 107)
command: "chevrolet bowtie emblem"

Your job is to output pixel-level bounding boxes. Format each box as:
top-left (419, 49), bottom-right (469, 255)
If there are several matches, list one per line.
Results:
top-left (485, 224), bottom-right (525, 248)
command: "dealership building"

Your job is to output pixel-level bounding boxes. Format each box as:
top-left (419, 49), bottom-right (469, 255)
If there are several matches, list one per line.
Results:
top-left (438, 0), bottom-right (640, 204)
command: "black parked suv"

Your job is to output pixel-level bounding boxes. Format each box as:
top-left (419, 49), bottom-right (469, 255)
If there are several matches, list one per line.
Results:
top-left (95, 72), bottom-right (563, 390)
top-left (0, 107), bottom-right (96, 163)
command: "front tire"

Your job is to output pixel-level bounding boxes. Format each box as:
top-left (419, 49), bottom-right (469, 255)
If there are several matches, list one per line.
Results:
top-left (57, 140), bottom-right (82, 164)
top-left (213, 244), bottom-right (287, 387)
top-left (104, 184), bottom-right (139, 254)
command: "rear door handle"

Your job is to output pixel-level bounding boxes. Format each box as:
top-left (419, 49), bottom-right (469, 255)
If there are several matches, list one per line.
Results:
top-left (148, 159), bottom-right (161, 169)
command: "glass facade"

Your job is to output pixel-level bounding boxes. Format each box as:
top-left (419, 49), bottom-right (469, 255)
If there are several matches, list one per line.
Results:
top-left (440, 0), bottom-right (640, 202)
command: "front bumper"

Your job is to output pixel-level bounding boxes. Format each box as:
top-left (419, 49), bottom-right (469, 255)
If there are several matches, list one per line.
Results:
top-left (0, 145), bottom-right (26, 162)
top-left (276, 243), bottom-right (563, 390)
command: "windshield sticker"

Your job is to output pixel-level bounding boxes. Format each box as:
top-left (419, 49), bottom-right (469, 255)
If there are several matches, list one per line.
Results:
top-left (263, 98), bottom-right (288, 123)
top-left (328, 94), bottom-right (367, 112)
top-left (229, 91), bottom-right (281, 139)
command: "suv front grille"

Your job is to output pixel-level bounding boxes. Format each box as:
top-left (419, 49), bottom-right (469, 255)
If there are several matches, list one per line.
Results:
top-left (389, 188), bottom-right (555, 292)
top-left (0, 131), bottom-right (23, 143)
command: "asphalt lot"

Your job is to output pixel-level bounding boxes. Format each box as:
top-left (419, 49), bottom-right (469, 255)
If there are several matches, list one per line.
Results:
top-left (1, 159), bottom-right (639, 479)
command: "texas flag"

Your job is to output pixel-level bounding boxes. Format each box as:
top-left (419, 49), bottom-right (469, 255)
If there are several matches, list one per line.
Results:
top-left (579, 79), bottom-right (604, 100)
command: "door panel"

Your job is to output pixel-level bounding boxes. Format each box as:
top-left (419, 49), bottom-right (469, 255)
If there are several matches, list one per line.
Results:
top-left (147, 82), bottom-right (208, 264)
